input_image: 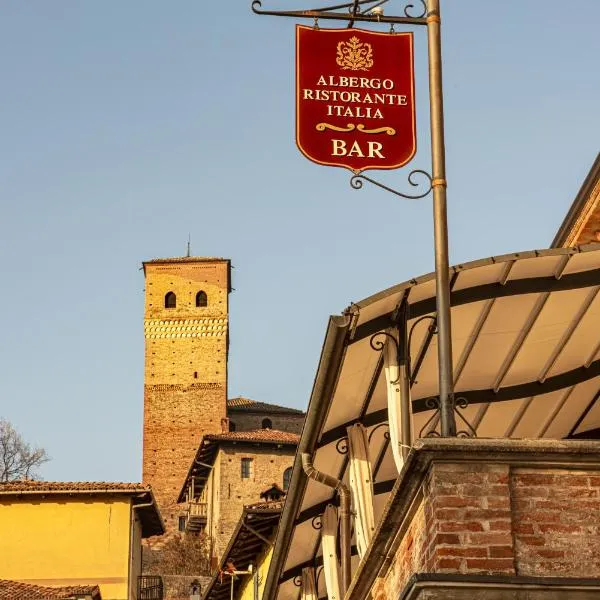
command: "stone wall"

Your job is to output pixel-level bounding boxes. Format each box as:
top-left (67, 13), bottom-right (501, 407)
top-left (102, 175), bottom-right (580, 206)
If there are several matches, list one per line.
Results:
top-left (228, 412), bottom-right (304, 434)
top-left (214, 444), bottom-right (295, 559)
top-left (143, 259), bottom-right (230, 534)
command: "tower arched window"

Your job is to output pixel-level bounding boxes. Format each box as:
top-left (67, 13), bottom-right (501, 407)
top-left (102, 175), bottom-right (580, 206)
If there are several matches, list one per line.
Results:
top-left (283, 467), bottom-right (293, 491)
top-left (262, 418), bottom-right (272, 430)
top-left (229, 421), bottom-right (236, 432)
top-left (165, 291), bottom-right (176, 309)
top-left (196, 291), bottom-right (208, 307)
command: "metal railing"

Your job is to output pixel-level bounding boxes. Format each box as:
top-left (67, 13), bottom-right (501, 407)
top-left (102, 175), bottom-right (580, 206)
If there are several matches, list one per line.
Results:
top-left (138, 575), bottom-right (163, 600)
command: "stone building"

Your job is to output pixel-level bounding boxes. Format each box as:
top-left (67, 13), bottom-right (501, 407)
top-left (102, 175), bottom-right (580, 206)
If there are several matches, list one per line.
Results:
top-left (141, 257), bottom-right (304, 536)
top-left (178, 429), bottom-right (298, 562)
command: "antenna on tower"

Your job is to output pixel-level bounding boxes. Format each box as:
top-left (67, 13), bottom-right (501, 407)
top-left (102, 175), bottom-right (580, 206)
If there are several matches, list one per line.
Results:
top-left (186, 234), bottom-right (191, 257)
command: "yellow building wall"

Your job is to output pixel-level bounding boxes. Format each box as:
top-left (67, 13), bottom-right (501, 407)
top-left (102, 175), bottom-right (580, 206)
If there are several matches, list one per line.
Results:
top-left (0, 496), bottom-right (133, 600)
top-left (238, 545), bottom-right (273, 600)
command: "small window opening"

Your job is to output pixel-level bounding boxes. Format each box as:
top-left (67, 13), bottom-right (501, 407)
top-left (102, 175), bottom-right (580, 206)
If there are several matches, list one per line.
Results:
top-left (229, 421), bottom-right (236, 432)
top-left (178, 516), bottom-right (186, 532)
top-left (283, 467), bottom-right (293, 490)
top-left (196, 291), bottom-right (208, 307)
top-left (262, 418), bottom-right (273, 429)
top-left (165, 291), bottom-right (176, 309)
top-left (193, 371), bottom-right (198, 379)
top-left (241, 458), bottom-right (253, 479)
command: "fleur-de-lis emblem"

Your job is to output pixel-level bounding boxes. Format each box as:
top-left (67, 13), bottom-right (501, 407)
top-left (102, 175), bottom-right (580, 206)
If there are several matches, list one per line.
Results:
top-left (336, 36), bottom-right (374, 71)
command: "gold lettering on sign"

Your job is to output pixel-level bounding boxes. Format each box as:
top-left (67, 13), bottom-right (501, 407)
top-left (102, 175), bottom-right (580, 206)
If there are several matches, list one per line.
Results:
top-left (336, 37), bottom-right (374, 71)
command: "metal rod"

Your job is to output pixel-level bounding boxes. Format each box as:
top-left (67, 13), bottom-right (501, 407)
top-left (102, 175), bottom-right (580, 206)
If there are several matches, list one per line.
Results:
top-left (301, 453), bottom-right (351, 596)
top-left (427, 0), bottom-right (455, 436)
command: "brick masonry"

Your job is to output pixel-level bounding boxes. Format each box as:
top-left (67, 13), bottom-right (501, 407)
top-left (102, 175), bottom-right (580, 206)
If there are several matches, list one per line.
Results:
top-left (375, 457), bottom-right (600, 599)
top-left (143, 259), bottom-right (230, 534)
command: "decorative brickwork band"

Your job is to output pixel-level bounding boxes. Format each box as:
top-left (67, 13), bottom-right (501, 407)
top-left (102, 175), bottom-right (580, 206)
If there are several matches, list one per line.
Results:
top-left (144, 318), bottom-right (228, 339)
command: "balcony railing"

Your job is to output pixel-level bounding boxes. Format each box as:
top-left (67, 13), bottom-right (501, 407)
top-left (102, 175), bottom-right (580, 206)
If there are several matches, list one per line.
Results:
top-left (186, 500), bottom-right (208, 532)
top-left (138, 575), bottom-right (163, 600)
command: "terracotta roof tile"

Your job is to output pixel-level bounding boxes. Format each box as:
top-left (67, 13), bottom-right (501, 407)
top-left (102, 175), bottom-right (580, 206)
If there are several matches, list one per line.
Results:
top-left (0, 481), bottom-right (151, 494)
top-left (0, 481), bottom-right (164, 538)
top-left (245, 499), bottom-right (285, 511)
top-left (0, 580), bottom-right (101, 600)
top-left (205, 429), bottom-right (300, 444)
top-left (227, 397), bottom-right (304, 415)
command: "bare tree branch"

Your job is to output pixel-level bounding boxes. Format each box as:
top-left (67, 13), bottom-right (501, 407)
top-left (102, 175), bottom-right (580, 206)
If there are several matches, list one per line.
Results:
top-left (0, 418), bottom-right (49, 482)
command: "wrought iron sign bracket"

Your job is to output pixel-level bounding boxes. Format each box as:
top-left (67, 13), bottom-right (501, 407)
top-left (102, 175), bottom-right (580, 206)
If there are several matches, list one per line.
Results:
top-left (350, 169), bottom-right (432, 200)
top-left (252, 1), bottom-right (428, 27)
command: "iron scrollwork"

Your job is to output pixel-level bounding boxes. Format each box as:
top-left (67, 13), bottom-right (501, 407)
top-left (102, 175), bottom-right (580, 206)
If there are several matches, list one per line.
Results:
top-left (335, 437), bottom-right (349, 455)
top-left (419, 396), bottom-right (477, 438)
top-left (251, 0), bottom-right (428, 25)
top-left (311, 515), bottom-right (323, 530)
top-left (293, 575), bottom-right (303, 587)
top-left (350, 169), bottom-right (432, 200)
top-left (369, 331), bottom-right (400, 383)
top-left (404, 1), bottom-right (426, 18)
top-left (367, 421), bottom-right (390, 443)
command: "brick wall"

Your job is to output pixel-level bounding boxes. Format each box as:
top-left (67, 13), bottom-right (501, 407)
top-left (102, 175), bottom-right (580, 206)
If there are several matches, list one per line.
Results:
top-left (228, 412), bottom-right (304, 434)
top-left (512, 469), bottom-right (600, 577)
top-left (143, 259), bottom-right (230, 534)
top-left (376, 460), bottom-right (600, 598)
top-left (423, 463), bottom-right (514, 576)
top-left (213, 444), bottom-right (295, 558)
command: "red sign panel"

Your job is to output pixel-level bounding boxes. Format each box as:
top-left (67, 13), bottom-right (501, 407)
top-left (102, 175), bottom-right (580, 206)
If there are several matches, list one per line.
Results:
top-left (296, 26), bottom-right (416, 173)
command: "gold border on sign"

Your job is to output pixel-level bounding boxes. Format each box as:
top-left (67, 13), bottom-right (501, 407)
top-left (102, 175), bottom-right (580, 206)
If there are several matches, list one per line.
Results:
top-left (296, 25), bottom-right (417, 174)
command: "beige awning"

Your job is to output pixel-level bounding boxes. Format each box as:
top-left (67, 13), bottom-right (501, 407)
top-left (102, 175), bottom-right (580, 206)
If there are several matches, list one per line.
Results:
top-left (266, 245), bottom-right (600, 600)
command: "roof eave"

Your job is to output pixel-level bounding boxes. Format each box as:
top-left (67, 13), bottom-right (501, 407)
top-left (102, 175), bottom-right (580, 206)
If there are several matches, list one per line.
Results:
top-left (551, 152), bottom-right (600, 248)
top-left (261, 315), bottom-right (352, 600)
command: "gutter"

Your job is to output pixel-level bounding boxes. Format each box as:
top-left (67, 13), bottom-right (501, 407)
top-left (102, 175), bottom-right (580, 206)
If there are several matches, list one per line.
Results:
top-left (551, 152), bottom-right (600, 248)
top-left (302, 453), bottom-right (351, 595)
top-left (262, 315), bottom-right (351, 600)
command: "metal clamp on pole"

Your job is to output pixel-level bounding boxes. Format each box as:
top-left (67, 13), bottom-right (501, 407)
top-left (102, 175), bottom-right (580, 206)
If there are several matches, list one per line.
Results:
top-left (426, 0), bottom-right (456, 436)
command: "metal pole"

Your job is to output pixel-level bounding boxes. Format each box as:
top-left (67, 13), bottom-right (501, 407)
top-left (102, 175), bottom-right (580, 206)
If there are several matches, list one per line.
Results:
top-left (426, 0), bottom-right (456, 436)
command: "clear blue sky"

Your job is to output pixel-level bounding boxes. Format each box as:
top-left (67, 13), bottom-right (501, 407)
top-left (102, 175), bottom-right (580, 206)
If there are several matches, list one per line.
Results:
top-left (0, 1), bottom-right (598, 482)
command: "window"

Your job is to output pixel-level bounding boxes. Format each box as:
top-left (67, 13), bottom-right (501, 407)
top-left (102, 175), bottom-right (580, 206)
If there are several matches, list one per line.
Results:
top-left (178, 516), bottom-right (186, 532)
top-left (165, 291), bottom-right (176, 309)
top-left (262, 418), bottom-right (273, 429)
top-left (283, 467), bottom-right (293, 491)
top-left (229, 421), bottom-right (236, 432)
top-left (241, 458), bottom-right (253, 479)
top-left (196, 291), bottom-right (208, 307)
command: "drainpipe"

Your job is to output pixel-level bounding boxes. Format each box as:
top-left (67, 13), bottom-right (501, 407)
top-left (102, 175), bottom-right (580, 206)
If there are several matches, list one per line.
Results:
top-left (301, 452), bottom-right (351, 596)
top-left (132, 501), bottom-right (155, 596)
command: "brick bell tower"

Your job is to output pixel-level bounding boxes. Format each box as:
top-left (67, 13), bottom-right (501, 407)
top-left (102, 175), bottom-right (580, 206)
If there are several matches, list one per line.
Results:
top-left (142, 257), bottom-right (230, 533)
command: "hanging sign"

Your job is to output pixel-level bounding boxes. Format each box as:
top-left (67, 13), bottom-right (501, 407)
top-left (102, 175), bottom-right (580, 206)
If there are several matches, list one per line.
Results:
top-left (296, 26), bottom-right (416, 173)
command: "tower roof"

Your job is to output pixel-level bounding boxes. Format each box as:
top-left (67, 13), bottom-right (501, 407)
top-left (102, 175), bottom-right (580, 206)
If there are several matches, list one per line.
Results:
top-left (142, 256), bottom-right (230, 274)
